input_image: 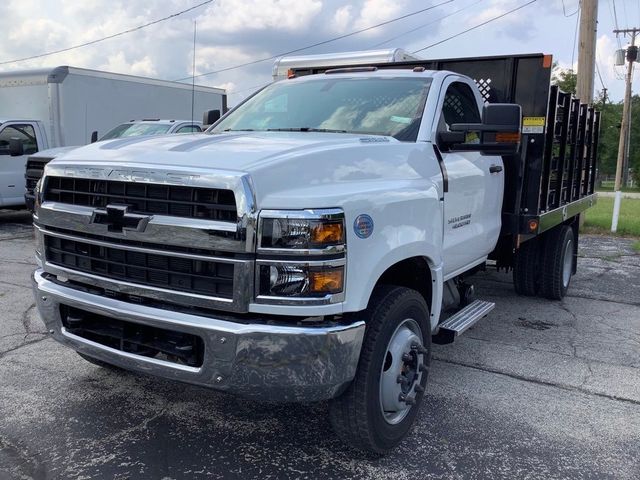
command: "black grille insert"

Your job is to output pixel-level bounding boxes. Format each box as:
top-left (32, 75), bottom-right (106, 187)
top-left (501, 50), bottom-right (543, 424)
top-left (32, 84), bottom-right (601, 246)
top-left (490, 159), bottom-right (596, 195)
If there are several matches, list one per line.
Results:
top-left (44, 176), bottom-right (237, 221)
top-left (45, 236), bottom-right (234, 298)
top-left (61, 305), bottom-right (204, 367)
top-left (25, 158), bottom-right (52, 195)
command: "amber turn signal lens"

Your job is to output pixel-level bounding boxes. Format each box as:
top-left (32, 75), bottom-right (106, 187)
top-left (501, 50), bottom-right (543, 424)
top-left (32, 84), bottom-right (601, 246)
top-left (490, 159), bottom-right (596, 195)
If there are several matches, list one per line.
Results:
top-left (311, 222), bottom-right (344, 245)
top-left (496, 132), bottom-right (521, 143)
top-left (309, 268), bottom-right (344, 294)
top-left (528, 219), bottom-right (539, 232)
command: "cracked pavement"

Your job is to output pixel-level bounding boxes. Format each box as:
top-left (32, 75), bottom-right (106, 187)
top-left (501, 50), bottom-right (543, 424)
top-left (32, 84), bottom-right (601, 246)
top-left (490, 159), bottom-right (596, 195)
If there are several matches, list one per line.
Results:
top-left (0, 209), bottom-right (639, 479)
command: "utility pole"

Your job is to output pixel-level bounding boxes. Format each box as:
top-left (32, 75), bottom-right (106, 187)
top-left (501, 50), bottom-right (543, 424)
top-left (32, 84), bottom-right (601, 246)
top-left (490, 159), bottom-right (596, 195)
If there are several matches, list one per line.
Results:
top-left (575, 0), bottom-right (598, 229)
top-left (612, 28), bottom-right (639, 232)
top-left (576, 0), bottom-right (599, 103)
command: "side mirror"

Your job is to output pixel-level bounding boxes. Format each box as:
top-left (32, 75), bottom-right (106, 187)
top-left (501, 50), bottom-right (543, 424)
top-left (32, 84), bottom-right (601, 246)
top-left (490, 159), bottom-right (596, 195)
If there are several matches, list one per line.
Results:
top-left (442, 104), bottom-right (522, 155)
top-left (90, 131), bottom-right (98, 143)
top-left (9, 138), bottom-right (24, 157)
top-left (203, 109), bottom-right (221, 126)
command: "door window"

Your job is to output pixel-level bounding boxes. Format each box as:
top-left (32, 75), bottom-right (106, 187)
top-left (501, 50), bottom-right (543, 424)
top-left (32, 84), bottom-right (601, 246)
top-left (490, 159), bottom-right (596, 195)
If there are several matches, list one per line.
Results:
top-left (0, 124), bottom-right (38, 155)
top-left (176, 125), bottom-right (202, 133)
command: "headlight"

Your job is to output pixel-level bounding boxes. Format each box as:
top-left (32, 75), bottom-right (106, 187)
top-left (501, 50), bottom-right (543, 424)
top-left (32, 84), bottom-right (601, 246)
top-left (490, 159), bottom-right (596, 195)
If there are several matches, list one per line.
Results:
top-left (258, 263), bottom-right (344, 297)
top-left (256, 209), bottom-right (346, 304)
top-left (259, 209), bottom-right (345, 251)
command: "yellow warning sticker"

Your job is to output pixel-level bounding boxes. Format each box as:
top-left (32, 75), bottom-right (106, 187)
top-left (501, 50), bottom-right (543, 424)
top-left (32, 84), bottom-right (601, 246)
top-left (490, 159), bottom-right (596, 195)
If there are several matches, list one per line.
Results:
top-left (523, 117), bottom-right (546, 126)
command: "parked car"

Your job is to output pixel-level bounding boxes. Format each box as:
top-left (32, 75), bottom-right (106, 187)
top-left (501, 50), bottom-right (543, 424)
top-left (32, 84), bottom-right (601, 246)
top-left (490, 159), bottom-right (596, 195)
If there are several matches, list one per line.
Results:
top-left (23, 119), bottom-right (205, 211)
top-left (0, 65), bottom-right (225, 208)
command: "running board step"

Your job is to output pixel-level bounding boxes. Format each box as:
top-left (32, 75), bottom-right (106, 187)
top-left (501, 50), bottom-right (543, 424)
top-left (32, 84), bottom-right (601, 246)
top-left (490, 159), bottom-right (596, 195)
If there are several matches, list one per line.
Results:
top-left (433, 300), bottom-right (495, 345)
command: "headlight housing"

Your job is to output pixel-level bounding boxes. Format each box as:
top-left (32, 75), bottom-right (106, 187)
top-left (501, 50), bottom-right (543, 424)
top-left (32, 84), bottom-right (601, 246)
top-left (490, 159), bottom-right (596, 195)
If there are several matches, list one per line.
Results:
top-left (256, 209), bottom-right (346, 304)
top-left (259, 209), bottom-right (345, 252)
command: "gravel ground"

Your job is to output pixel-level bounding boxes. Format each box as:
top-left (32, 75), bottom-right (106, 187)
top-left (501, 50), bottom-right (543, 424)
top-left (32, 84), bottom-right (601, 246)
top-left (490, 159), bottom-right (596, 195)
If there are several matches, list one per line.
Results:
top-left (0, 209), bottom-right (639, 480)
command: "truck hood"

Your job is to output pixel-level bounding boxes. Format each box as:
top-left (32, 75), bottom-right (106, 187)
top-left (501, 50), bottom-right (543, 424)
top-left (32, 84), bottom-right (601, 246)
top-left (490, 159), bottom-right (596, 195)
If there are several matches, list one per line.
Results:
top-left (31, 145), bottom-right (79, 159)
top-left (52, 131), bottom-right (433, 208)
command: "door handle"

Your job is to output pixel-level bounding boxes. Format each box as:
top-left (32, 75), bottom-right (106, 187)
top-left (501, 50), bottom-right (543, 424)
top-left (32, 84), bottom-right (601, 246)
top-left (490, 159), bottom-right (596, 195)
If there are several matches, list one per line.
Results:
top-left (489, 165), bottom-right (503, 173)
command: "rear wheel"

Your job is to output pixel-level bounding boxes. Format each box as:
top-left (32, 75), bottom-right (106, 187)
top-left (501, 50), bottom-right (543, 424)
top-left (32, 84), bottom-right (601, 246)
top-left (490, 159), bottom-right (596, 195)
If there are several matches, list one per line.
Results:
top-left (513, 237), bottom-right (541, 296)
top-left (540, 225), bottom-right (575, 300)
top-left (329, 286), bottom-right (431, 454)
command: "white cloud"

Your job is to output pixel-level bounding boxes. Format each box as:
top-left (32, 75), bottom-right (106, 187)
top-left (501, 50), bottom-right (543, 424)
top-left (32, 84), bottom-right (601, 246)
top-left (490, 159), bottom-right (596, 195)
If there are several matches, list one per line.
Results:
top-left (0, 0), bottom-right (629, 102)
top-left (332, 5), bottom-right (353, 33)
top-left (201, 0), bottom-right (323, 33)
top-left (353, 0), bottom-right (407, 32)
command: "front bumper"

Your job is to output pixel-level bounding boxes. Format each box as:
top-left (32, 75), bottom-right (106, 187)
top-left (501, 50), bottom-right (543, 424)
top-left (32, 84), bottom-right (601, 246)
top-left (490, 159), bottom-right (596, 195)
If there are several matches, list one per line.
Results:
top-left (33, 269), bottom-right (365, 402)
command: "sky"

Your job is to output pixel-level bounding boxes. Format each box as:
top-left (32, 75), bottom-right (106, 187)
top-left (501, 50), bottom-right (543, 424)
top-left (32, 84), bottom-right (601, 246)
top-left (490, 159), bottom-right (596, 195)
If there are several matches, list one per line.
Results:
top-left (0, 0), bottom-right (636, 106)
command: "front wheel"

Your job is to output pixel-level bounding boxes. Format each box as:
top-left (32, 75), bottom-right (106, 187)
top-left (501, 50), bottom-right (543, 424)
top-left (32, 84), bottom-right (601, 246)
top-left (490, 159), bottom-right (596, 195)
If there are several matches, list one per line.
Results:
top-left (329, 286), bottom-right (431, 454)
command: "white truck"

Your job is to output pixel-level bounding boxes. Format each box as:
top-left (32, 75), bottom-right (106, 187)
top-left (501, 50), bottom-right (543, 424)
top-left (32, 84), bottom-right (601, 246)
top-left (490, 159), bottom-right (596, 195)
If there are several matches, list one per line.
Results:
top-left (31, 53), bottom-right (599, 454)
top-left (0, 66), bottom-right (226, 208)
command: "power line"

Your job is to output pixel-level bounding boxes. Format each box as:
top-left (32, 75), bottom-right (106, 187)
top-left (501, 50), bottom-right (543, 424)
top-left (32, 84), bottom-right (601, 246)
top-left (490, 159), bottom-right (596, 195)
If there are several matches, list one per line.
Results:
top-left (0, 0), bottom-right (214, 66)
top-left (562, 0), bottom-right (580, 16)
top-left (173, 0), bottom-right (454, 81)
top-left (228, 82), bottom-right (270, 96)
top-left (571, 3), bottom-right (581, 69)
top-left (412, 0), bottom-right (537, 54)
top-left (608, 0), bottom-right (623, 48)
top-left (595, 58), bottom-right (606, 90)
top-left (371, 0), bottom-right (484, 48)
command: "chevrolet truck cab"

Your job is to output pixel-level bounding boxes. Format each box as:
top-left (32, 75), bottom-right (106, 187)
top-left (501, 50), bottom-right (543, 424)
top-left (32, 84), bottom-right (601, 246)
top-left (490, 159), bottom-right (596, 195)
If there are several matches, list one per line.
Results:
top-left (32, 53), bottom-right (599, 454)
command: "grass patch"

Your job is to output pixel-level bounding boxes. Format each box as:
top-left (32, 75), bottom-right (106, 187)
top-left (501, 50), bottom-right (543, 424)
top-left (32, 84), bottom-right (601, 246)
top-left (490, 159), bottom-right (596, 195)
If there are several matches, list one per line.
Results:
top-left (633, 241), bottom-right (640, 253)
top-left (583, 197), bottom-right (640, 237)
top-left (596, 186), bottom-right (640, 193)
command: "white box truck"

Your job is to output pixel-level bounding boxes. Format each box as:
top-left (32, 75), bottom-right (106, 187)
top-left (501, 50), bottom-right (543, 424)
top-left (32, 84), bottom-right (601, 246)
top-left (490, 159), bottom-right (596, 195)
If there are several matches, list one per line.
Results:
top-left (0, 66), bottom-right (226, 208)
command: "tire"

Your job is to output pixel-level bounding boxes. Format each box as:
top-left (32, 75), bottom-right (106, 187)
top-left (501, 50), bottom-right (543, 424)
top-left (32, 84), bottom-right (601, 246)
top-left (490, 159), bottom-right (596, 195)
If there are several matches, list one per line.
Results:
top-left (77, 352), bottom-right (123, 372)
top-left (329, 286), bottom-right (431, 455)
top-left (513, 237), bottom-right (541, 296)
top-left (540, 225), bottom-right (575, 300)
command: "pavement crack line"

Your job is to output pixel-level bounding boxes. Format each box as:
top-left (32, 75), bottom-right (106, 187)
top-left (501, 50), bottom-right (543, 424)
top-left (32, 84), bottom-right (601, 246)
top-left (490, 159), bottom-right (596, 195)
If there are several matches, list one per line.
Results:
top-left (0, 336), bottom-right (49, 360)
top-left (564, 294), bottom-right (640, 307)
top-left (0, 258), bottom-right (36, 266)
top-left (433, 356), bottom-right (640, 407)
top-left (0, 280), bottom-right (31, 290)
top-left (21, 302), bottom-right (37, 334)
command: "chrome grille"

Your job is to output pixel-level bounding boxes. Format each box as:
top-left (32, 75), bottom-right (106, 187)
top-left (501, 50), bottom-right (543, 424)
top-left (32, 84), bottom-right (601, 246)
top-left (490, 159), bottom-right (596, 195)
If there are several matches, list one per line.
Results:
top-left (45, 235), bottom-right (235, 298)
top-left (44, 176), bottom-right (237, 221)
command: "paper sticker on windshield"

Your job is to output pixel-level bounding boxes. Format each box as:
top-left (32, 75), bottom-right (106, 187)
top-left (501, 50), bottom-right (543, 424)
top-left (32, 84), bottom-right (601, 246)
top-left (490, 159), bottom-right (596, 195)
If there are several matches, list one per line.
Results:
top-left (390, 116), bottom-right (412, 124)
top-left (522, 116), bottom-right (545, 134)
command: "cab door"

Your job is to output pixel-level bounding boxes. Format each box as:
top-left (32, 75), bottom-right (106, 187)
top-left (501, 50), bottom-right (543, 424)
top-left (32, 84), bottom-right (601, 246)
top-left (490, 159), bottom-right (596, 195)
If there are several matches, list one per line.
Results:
top-left (432, 77), bottom-right (504, 278)
top-left (0, 123), bottom-right (40, 206)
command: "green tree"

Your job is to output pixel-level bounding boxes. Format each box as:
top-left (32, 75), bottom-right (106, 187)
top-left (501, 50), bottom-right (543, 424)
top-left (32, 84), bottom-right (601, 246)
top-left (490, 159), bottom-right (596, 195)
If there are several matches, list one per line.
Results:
top-left (551, 65), bottom-right (577, 94)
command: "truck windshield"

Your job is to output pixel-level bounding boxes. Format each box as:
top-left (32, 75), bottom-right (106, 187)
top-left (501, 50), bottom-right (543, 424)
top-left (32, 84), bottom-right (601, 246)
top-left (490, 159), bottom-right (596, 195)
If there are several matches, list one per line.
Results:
top-left (100, 123), bottom-right (172, 140)
top-left (211, 76), bottom-right (432, 141)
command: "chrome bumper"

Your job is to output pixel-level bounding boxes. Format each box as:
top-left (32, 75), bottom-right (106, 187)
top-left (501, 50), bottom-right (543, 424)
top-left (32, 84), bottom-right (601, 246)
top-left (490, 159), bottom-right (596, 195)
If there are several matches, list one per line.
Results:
top-left (33, 269), bottom-right (365, 402)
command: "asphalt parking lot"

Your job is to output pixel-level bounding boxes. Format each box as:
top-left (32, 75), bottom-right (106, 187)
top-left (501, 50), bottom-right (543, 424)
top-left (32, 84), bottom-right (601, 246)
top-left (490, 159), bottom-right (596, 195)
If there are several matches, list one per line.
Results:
top-left (1, 209), bottom-right (639, 480)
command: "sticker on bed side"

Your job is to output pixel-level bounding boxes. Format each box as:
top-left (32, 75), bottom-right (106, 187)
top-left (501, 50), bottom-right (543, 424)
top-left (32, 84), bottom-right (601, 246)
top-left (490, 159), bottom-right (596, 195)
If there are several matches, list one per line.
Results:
top-left (354, 214), bottom-right (374, 239)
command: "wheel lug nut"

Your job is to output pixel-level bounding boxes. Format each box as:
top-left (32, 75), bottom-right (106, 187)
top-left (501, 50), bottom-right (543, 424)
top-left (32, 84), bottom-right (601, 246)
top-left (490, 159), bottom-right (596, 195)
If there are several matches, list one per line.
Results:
top-left (411, 343), bottom-right (428, 355)
top-left (397, 374), bottom-right (408, 385)
top-left (402, 353), bottom-right (413, 362)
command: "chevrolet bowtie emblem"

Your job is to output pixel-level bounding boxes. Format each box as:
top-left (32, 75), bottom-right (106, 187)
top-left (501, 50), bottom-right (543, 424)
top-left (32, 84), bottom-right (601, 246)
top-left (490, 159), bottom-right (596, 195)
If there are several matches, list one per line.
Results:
top-left (91, 205), bottom-right (150, 233)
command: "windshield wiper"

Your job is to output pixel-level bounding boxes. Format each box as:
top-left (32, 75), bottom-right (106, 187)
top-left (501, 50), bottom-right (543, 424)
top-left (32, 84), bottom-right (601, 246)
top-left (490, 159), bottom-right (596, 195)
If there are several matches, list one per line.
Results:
top-left (265, 127), bottom-right (349, 133)
top-left (222, 128), bottom-right (254, 132)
